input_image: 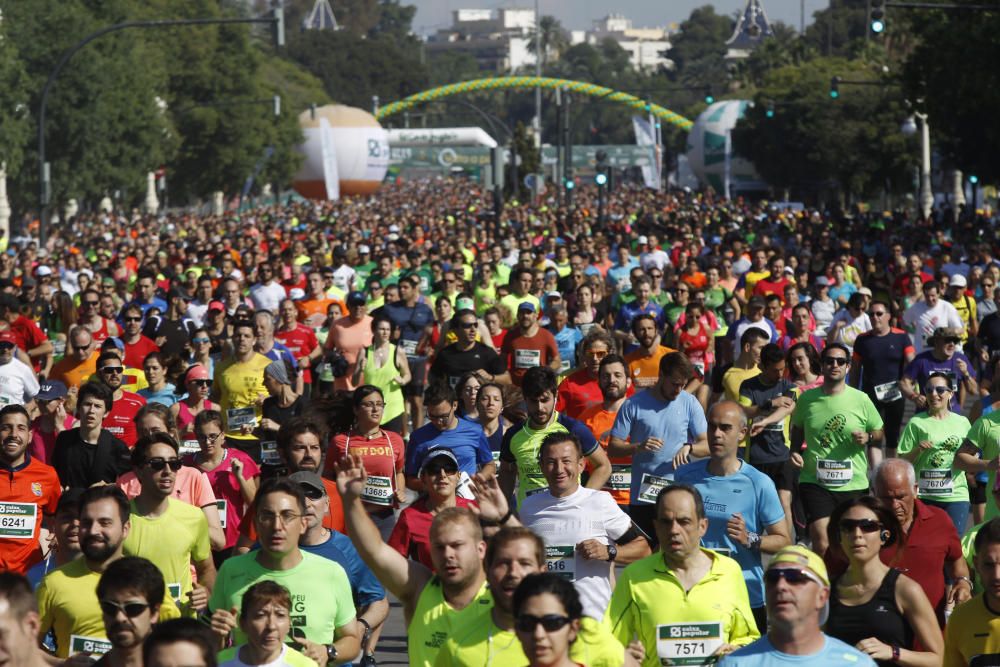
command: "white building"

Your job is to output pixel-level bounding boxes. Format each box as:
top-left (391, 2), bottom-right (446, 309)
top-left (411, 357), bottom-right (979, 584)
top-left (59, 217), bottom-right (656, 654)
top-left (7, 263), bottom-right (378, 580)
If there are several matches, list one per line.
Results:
top-left (572, 14), bottom-right (672, 71)
top-left (426, 8), bottom-right (538, 73)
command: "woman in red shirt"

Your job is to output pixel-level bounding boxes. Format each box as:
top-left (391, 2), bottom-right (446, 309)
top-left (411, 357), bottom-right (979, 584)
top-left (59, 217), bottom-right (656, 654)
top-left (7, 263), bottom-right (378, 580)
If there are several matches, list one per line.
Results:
top-left (327, 385), bottom-right (406, 540)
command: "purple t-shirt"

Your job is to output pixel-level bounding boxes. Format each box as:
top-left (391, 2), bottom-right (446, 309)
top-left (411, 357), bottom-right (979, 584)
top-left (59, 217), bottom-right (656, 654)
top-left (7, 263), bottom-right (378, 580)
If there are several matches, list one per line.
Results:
top-left (903, 350), bottom-right (975, 412)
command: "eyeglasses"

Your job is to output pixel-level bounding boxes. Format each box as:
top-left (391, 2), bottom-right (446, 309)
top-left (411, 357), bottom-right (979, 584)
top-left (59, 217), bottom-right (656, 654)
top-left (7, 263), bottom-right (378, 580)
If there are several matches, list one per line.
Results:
top-left (196, 432), bottom-right (222, 443)
top-left (839, 518), bottom-right (882, 534)
top-left (515, 614), bottom-right (573, 633)
top-left (257, 510), bottom-right (302, 526)
top-left (925, 386), bottom-right (951, 396)
top-left (100, 600), bottom-right (150, 618)
top-left (300, 486), bottom-right (325, 500)
top-left (359, 401), bottom-right (385, 410)
top-left (822, 357), bottom-right (848, 367)
top-left (427, 410), bottom-right (453, 423)
top-left (192, 337), bottom-right (210, 344)
top-left (764, 568), bottom-right (823, 587)
top-left (101, 366), bottom-right (124, 375)
top-left (145, 458), bottom-right (183, 472)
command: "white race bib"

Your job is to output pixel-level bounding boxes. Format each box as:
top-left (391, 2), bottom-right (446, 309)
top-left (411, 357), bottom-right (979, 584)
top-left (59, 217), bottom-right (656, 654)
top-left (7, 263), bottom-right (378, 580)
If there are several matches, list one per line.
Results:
top-left (816, 459), bottom-right (852, 488)
top-left (260, 441), bottom-right (280, 465)
top-left (167, 582), bottom-right (182, 602)
top-left (514, 348), bottom-right (541, 369)
top-left (456, 471), bottom-right (475, 500)
top-left (0, 502), bottom-right (37, 539)
top-left (545, 545), bottom-right (576, 580)
top-left (918, 469), bottom-right (954, 496)
top-left (362, 475), bottom-right (395, 507)
top-left (874, 380), bottom-right (903, 403)
top-left (605, 465), bottom-right (632, 491)
top-left (399, 339), bottom-right (419, 356)
top-left (70, 635), bottom-right (112, 656)
top-left (180, 439), bottom-right (200, 456)
top-left (656, 622), bottom-right (723, 666)
top-left (227, 406), bottom-right (256, 429)
top-left (216, 499), bottom-right (228, 529)
top-left (637, 473), bottom-right (672, 505)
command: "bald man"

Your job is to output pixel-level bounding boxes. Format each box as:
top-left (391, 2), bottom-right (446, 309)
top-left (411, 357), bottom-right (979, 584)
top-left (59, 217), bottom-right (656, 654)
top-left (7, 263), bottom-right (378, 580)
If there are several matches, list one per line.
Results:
top-left (675, 401), bottom-right (790, 632)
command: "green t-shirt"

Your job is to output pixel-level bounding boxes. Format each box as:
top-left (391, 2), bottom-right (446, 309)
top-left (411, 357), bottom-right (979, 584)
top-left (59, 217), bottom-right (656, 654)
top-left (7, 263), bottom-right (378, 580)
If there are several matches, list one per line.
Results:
top-left (209, 551), bottom-right (355, 645)
top-left (962, 520), bottom-right (986, 595)
top-left (967, 411), bottom-right (1000, 520)
top-left (791, 386), bottom-right (884, 492)
top-left (897, 411), bottom-right (971, 503)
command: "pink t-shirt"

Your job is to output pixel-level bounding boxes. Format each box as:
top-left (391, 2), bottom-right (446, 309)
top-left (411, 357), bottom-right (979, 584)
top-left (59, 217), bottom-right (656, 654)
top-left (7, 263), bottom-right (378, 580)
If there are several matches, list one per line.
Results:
top-left (116, 466), bottom-right (217, 508)
top-left (325, 315), bottom-right (373, 391)
top-left (30, 415), bottom-right (77, 465)
top-left (182, 449), bottom-right (260, 549)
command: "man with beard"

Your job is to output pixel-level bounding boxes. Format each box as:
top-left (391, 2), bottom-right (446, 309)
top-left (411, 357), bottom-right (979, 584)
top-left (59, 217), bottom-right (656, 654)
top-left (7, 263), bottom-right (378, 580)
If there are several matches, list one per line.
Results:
top-left (93, 557), bottom-right (168, 667)
top-left (435, 527), bottom-right (642, 667)
top-left (36, 485), bottom-right (180, 660)
top-left (623, 314), bottom-right (675, 389)
top-left (123, 433), bottom-right (215, 618)
top-left (579, 354), bottom-right (634, 506)
top-left (94, 351), bottom-right (147, 448)
top-left (0, 404), bottom-right (60, 574)
top-left (334, 453), bottom-right (492, 667)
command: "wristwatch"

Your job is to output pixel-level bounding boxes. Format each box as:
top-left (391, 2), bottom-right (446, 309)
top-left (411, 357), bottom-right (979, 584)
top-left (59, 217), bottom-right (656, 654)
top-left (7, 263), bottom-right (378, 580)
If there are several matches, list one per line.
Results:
top-left (606, 543), bottom-right (618, 562)
top-left (326, 644), bottom-right (338, 664)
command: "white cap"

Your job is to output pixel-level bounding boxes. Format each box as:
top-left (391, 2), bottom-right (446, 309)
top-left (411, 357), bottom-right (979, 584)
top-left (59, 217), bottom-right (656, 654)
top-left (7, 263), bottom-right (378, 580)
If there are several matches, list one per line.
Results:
top-left (359, 244), bottom-right (371, 255)
top-left (638, 235), bottom-right (649, 245)
top-left (35, 265), bottom-right (53, 277)
top-left (950, 274), bottom-right (967, 288)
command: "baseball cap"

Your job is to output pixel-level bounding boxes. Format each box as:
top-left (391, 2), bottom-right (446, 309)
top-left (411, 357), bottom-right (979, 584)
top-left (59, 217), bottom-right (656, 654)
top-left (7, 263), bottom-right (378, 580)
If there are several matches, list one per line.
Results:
top-left (37, 380), bottom-right (68, 401)
top-left (347, 291), bottom-right (367, 306)
top-left (288, 471), bottom-right (326, 496)
top-left (358, 245), bottom-right (371, 255)
top-left (418, 447), bottom-right (459, 476)
top-left (815, 276), bottom-right (830, 286)
top-left (949, 274), bottom-right (968, 288)
top-left (208, 300), bottom-right (225, 312)
top-left (518, 301), bottom-right (537, 313)
top-left (186, 364), bottom-right (210, 382)
top-left (637, 235), bottom-right (649, 245)
top-left (747, 296), bottom-right (766, 310)
top-left (169, 287), bottom-right (192, 301)
top-left (858, 287), bottom-right (873, 297)
top-left (35, 265), bottom-right (53, 277)
top-left (0, 331), bottom-right (16, 345)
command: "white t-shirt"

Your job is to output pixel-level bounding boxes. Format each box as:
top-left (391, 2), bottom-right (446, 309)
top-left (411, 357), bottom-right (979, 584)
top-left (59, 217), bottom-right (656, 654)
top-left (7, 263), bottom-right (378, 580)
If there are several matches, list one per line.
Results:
top-left (811, 297), bottom-right (836, 337)
top-left (520, 486), bottom-right (633, 619)
top-left (902, 300), bottom-right (963, 354)
top-left (0, 357), bottom-right (39, 406)
top-left (332, 265), bottom-right (356, 293)
top-left (828, 309), bottom-right (872, 352)
top-left (218, 644), bottom-right (315, 667)
top-left (249, 281), bottom-right (288, 314)
top-left (640, 249), bottom-right (672, 272)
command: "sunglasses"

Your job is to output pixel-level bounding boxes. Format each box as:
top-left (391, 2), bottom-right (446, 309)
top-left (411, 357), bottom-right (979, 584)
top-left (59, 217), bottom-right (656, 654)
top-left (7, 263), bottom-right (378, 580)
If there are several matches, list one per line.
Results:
top-left (764, 568), bottom-right (823, 587)
top-left (423, 463), bottom-right (458, 476)
top-left (839, 518), bottom-right (882, 534)
top-left (100, 600), bottom-right (150, 618)
top-left (73, 345), bottom-right (90, 352)
top-left (869, 310), bottom-right (887, 317)
top-left (192, 337), bottom-right (210, 344)
top-left (459, 322), bottom-right (478, 329)
top-left (300, 485), bottom-right (325, 500)
top-left (83, 301), bottom-right (99, 307)
top-left (191, 379), bottom-right (212, 387)
top-left (124, 316), bottom-right (143, 323)
top-left (0, 343), bottom-right (13, 352)
top-left (822, 357), bottom-right (848, 367)
top-left (515, 614), bottom-right (573, 633)
top-left (101, 366), bottom-right (124, 375)
top-left (925, 385), bottom-right (950, 396)
top-left (942, 337), bottom-right (961, 344)
top-left (145, 458), bottom-right (183, 472)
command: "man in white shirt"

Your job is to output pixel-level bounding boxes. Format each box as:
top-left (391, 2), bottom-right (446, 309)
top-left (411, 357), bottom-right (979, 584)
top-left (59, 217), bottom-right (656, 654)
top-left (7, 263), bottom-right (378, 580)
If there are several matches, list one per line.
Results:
top-left (247, 262), bottom-right (287, 314)
top-left (640, 233), bottom-right (672, 273)
top-left (331, 249), bottom-right (357, 294)
top-left (903, 280), bottom-right (964, 354)
top-left (0, 331), bottom-right (39, 406)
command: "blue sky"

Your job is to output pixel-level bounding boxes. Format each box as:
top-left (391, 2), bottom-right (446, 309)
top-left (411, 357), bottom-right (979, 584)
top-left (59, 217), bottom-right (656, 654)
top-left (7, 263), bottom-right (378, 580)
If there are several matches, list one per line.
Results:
top-left (410, 0), bottom-right (831, 35)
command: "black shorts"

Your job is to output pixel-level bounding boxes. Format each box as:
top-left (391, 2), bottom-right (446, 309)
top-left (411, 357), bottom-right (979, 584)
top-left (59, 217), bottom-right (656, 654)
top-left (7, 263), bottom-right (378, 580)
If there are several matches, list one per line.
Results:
top-left (799, 483), bottom-right (868, 524)
top-left (753, 459), bottom-right (798, 493)
top-left (404, 356), bottom-right (427, 398)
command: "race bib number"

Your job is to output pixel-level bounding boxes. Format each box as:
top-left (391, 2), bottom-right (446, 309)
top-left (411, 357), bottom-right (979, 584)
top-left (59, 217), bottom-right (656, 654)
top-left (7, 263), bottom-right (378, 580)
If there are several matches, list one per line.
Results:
top-left (362, 475), bottom-right (394, 507)
top-left (692, 359), bottom-right (706, 376)
top-left (514, 349), bottom-right (541, 369)
top-left (0, 502), bottom-right (37, 539)
top-left (456, 471), bottom-right (475, 500)
top-left (227, 407), bottom-right (256, 429)
top-left (560, 358), bottom-right (572, 373)
top-left (260, 441), bottom-right (280, 465)
top-left (400, 339), bottom-right (419, 356)
top-left (492, 450), bottom-right (501, 462)
top-left (180, 439), bottom-right (200, 456)
top-left (637, 473), bottom-right (672, 505)
top-left (656, 622), bottom-right (723, 666)
top-left (816, 459), bottom-right (852, 488)
top-left (874, 380), bottom-right (903, 403)
top-left (216, 499), bottom-right (228, 529)
top-left (70, 635), bottom-right (113, 656)
top-left (545, 546), bottom-right (576, 580)
top-left (524, 472), bottom-right (548, 496)
top-left (605, 465), bottom-right (632, 491)
top-left (918, 469), bottom-right (954, 496)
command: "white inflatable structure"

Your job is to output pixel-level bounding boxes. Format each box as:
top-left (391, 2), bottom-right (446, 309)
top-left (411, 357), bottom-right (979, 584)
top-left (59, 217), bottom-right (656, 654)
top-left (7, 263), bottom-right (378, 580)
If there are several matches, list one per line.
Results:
top-left (387, 127), bottom-right (498, 149)
top-left (686, 100), bottom-right (765, 197)
top-left (293, 105), bottom-right (390, 200)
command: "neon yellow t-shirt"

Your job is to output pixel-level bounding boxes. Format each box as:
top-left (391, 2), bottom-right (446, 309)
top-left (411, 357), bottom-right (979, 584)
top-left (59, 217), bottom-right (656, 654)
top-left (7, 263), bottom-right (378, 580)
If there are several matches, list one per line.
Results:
top-left (408, 576), bottom-right (491, 667)
top-left (943, 594), bottom-right (1000, 667)
top-left (123, 497), bottom-right (211, 617)
top-left (215, 352), bottom-right (271, 440)
top-left (967, 411), bottom-right (1000, 520)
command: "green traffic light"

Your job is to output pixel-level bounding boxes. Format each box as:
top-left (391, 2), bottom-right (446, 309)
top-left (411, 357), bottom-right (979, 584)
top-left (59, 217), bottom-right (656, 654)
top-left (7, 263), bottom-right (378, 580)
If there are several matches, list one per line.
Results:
top-left (970, 175), bottom-right (980, 184)
top-left (565, 180), bottom-right (575, 190)
top-left (595, 173), bottom-right (608, 186)
top-left (830, 89), bottom-right (839, 99)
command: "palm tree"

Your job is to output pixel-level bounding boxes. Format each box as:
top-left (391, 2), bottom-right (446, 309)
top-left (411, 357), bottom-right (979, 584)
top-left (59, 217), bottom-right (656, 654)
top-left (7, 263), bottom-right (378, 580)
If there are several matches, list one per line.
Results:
top-left (528, 15), bottom-right (570, 71)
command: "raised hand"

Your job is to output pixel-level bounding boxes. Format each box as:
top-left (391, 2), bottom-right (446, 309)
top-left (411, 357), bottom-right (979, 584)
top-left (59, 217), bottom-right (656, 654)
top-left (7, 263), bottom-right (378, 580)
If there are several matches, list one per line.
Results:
top-left (469, 471), bottom-right (509, 523)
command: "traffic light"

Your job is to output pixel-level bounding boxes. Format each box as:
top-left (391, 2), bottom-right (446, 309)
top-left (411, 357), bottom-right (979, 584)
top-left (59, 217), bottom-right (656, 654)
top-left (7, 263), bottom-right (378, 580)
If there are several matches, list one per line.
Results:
top-left (829, 77), bottom-right (841, 100)
top-left (870, 0), bottom-right (886, 34)
top-left (704, 86), bottom-right (715, 105)
top-left (595, 173), bottom-right (608, 186)
top-left (565, 179), bottom-right (575, 190)
top-left (970, 174), bottom-right (980, 185)
top-left (765, 100), bottom-right (775, 118)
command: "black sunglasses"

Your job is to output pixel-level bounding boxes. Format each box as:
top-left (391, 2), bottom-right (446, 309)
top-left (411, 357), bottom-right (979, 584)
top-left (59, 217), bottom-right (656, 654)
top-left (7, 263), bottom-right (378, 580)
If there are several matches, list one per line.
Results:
top-left (423, 463), bottom-right (458, 476)
top-left (192, 379), bottom-right (212, 387)
top-left (839, 518), bottom-right (881, 534)
top-left (300, 485), bottom-right (325, 500)
top-left (124, 316), bottom-right (143, 323)
top-left (145, 458), bottom-right (183, 472)
top-left (822, 357), bottom-right (848, 366)
top-left (925, 386), bottom-right (950, 396)
top-left (100, 600), bottom-right (150, 618)
top-left (0, 343), bottom-right (14, 351)
top-left (101, 366), bottom-right (124, 375)
top-left (764, 569), bottom-right (819, 586)
top-left (515, 614), bottom-right (573, 633)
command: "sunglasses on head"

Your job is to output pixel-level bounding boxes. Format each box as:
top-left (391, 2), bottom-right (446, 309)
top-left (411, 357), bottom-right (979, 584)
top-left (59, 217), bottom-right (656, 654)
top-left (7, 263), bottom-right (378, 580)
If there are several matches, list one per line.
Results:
top-left (100, 600), bottom-right (150, 618)
top-left (839, 518), bottom-right (882, 534)
top-left (145, 457), bottom-right (182, 472)
top-left (515, 614), bottom-right (573, 633)
top-left (764, 568), bottom-right (822, 586)
top-left (822, 357), bottom-right (848, 366)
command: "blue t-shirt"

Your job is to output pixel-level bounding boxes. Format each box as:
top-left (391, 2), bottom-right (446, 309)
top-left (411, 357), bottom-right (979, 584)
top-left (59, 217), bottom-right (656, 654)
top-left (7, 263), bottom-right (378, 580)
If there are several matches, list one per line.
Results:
top-left (609, 389), bottom-right (707, 504)
top-left (674, 459), bottom-right (785, 607)
top-left (405, 416), bottom-right (494, 477)
top-left (260, 341), bottom-right (300, 372)
top-left (718, 634), bottom-right (876, 665)
top-left (548, 325), bottom-right (583, 372)
top-left (299, 531), bottom-right (386, 608)
top-left (615, 300), bottom-right (665, 332)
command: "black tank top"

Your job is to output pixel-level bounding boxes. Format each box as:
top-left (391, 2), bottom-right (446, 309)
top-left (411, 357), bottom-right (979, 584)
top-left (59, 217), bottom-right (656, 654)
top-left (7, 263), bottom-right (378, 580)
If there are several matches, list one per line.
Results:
top-left (826, 568), bottom-right (913, 666)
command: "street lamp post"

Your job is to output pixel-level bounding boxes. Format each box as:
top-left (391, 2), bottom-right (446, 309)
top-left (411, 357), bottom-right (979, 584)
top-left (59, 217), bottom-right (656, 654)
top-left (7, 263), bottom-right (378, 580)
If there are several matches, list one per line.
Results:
top-left (902, 112), bottom-right (933, 219)
top-left (37, 9), bottom-right (285, 245)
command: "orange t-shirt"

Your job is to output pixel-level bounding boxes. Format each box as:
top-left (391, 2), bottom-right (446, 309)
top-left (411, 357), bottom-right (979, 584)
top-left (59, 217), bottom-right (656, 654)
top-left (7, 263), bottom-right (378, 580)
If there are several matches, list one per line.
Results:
top-left (49, 351), bottom-right (99, 389)
top-left (624, 345), bottom-right (676, 389)
top-left (296, 298), bottom-right (345, 328)
top-left (0, 458), bottom-right (61, 574)
top-left (579, 404), bottom-right (631, 506)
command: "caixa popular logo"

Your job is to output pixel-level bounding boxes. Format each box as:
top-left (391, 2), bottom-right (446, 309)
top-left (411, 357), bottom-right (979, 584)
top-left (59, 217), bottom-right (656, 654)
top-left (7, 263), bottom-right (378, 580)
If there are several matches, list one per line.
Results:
top-left (670, 626), bottom-right (683, 638)
top-left (368, 138), bottom-right (388, 159)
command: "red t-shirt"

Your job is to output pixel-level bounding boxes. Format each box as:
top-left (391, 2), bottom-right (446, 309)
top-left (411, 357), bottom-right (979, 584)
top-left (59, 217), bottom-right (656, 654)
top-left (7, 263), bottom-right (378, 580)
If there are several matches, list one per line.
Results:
top-left (183, 449), bottom-right (261, 549)
top-left (10, 315), bottom-right (48, 372)
top-left (555, 369), bottom-right (604, 420)
top-left (501, 327), bottom-right (559, 387)
top-left (0, 458), bottom-right (61, 574)
top-left (752, 277), bottom-right (791, 303)
top-left (387, 496), bottom-right (477, 571)
top-left (275, 324), bottom-right (319, 384)
top-left (103, 390), bottom-right (147, 448)
top-left (123, 336), bottom-right (160, 370)
top-left (327, 429), bottom-right (405, 509)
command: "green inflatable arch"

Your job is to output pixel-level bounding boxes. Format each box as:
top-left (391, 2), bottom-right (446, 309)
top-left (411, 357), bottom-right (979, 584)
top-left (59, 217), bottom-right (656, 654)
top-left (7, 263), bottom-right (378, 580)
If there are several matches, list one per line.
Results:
top-left (375, 76), bottom-right (693, 131)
